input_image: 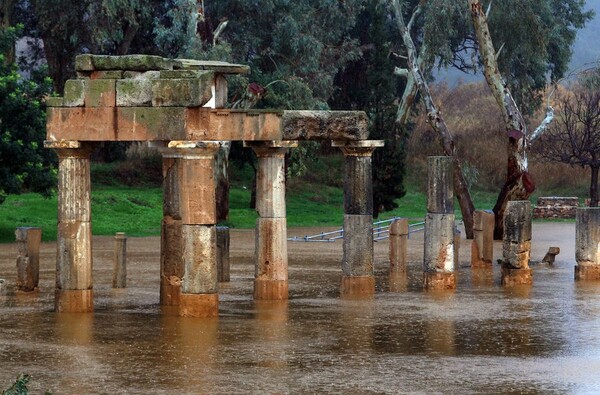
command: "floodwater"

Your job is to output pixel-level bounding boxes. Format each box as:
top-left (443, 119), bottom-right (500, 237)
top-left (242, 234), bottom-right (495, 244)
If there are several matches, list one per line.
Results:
top-left (1, 222), bottom-right (599, 394)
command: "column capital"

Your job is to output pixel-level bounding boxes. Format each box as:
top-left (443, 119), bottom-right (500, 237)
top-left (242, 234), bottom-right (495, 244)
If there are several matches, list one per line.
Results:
top-left (332, 140), bottom-right (384, 157)
top-left (160, 140), bottom-right (221, 159)
top-left (44, 140), bottom-right (93, 158)
top-left (244, 140), bottom-right (298, 157)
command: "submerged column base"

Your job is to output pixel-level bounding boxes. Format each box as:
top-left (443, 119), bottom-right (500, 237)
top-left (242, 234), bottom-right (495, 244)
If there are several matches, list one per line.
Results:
top-left (179, 293), bottom-right (219, 317)
top-left (423, 272), bottom-right (456, 290)
top-left (470, 241), bottom-right (493, 269)
top-left (254, 279), bottom-right (288, 300)
top-left (575, 265), bottom-right (600, 281)
top-left (55, 289), bottom-right (93, 313)
top-left (501, 268), bottom-right (533, 286)
top-left (340, 276), bottom-right (375, 297)
top-left (160, 283), bottom-right (181, 306)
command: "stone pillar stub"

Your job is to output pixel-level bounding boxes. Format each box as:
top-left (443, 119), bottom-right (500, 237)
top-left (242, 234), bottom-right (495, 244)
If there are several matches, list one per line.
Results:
top-left (15, 227), bottom-right (42, 292)
top-left (245, 140), bottom-right (296, 300)
top-left (424, 213), bottom-right (456, 273)
top-left (427, 156), bottom-right (454, 214)
top-left (45, 140), bottom-right (94, 313)
top-left (575, 207), bottom-right (600, 281)
top-left (334, 140), bottom-right (383, 297)
top-left (389, 218), bottom-right (409, 273)
top-left (216, 226), bottom-right (230, 282)
top-left (113, 232), bottom-right (127, 288)
top-left (472, 210), bottom-right (495, 268)
top-left (501, 201), bottom-right (533, 286)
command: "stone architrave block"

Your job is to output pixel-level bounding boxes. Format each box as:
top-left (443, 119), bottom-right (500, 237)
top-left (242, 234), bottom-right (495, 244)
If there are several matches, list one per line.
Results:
top-left (75, 54), bottom-right (179, 72)
top-left (185, 109), bottom-right (283, 141)
top-left (45, 97), bottom-right (64, 107)
top-left (281, 111), bottom-right (369, 141)
top-left (63, 80), bottom-right (86, 107)
top-left (342, 214), bottom-right (373, 277)
top-left (159, 69), bottom-right (213, 79)
top-left (85, 79), bottom-right (116, 107)
top-left (77, 70), bottom-right (124, 80)
top-left (116, 78), bottom-right (153, 107)
top-left (117, 107), bottom-right (186, 141)
top-left (181, 224), bottom-right (217, 294)
top-left (123, 70), bottom-right (161, 79)
top-left (46, 108), bottom-right (117, 141)
top-left (151, 75), bottom-right (214, 107)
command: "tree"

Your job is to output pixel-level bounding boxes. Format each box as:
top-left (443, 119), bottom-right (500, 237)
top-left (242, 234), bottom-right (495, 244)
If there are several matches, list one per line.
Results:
top-left (0, 27), bottom-right (56, 204)
top-left (537, 71), bottom-right (600, 207)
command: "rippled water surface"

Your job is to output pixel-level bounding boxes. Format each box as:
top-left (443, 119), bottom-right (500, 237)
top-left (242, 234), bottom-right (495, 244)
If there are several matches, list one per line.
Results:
top-left (1, 223), bottom-right (599, 394)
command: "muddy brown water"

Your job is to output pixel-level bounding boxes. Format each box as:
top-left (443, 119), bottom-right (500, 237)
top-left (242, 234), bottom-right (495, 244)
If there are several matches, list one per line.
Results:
top-left (0, 223), bottom-right (599, 394)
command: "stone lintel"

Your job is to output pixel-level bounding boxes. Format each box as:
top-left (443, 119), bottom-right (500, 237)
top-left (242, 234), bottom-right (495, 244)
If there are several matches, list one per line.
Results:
top-left (332, 139), bottom-right (384, 156)
top-left (283, 111), bottom-right (369, 140)
top-left (244, 140), bottom-right (298, 150)
top-left (76, 54), bottom-right (180, 72)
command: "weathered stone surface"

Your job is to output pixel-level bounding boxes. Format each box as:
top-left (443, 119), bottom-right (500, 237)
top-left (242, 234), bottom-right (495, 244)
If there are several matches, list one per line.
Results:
top-left (541, 247), bottom-right (560, 264)
top-left (282, 111), bottom-right (369, 141)
top-left (113, 232), bottom-right (127, 288)
top-left (77, 70), bottom-right (124, 80)
top-left (47, 107), bottom-right (116, 141)
top-left (340, 276), bottom-right (375, 297)
top-left (423, 272), bottom-right (456, 290)
top-left (534, 196), bottom-right (579, 219)
top-left (63, 80), bottom-right (85, 107)
top-left (472, 210), bottom-right (494, 267)
top-left (55, 289), bottom-right (93, 313)
top-left (216, 226), bottom-right (230, 283)
top-left (427, 156), bottom-right (454, 214)
top-left (251, 145), bottom-right (289, 218)
top-left (179, 148), bottom-right (217, 225)
top-left (182, 225), bottom-right (217, 294)
top-left (122, 70), bottom-right (161, 79)
top-left (45, 96), bottom-right (64, 107)
top-left (254, 279), bottom-right (288, 300)
top-left (502, 241), bottom-right (531, 269)
top-left (423, 213), bottom-right (455, 273)
top-left (575, 265), bottom-right (600, 281)
top-left (160, 216), bottom-right (183, 306)
top-left (575, 207), bottom-right (600, 267)
top-left (76, 54), bottom-right (179, 72)
top-left (85, 79), bottom-right (116, 107)
top-left (57, 220), bottom-right (92, 290)
top-left (116, 78), bottom-right (153, 106)
top-left (57, 150), bottom-right (92, 222)
top-left (117, 107), bottom-right (186, 141)
top-left (343, 155), bottom-right (373, 215)
top-left (502, 201), bottom-right (532, 270)
top-left (159, 69), bottom-right (214, 79)
top-left (151, 75), bottom-right (214, 107)
top-left (390, 218), bottom-right (409, 272)
top-left (255, 218), bottom-right (288, 281)
top-left (161, 155), bottom-right (181, 218)
top-left (175, 59), bottom-right (250, 74)
top-left (15, 227), bottom-right (41, 292)
top-left (501, 268), bottom-right (533, 286)
top-left (537, 196), bottom-right (579, 206)
top-left (342, 214), bottom-right (373, 276)
top-left (186, 109), bottom-right (283, 141)
top-left (179, 293), bottom-right (218, 318)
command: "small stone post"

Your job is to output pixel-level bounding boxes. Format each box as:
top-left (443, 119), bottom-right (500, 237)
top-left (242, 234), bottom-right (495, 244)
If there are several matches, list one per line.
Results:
top-left (45, 141), bottom-right (94, 312)
top-left (245, 141), bottom-right (297, 300)
top-left (423, 156), bottom-right (456, 290)
top-left (159, 147), bottom-right (183, 307)
top-left (575, 207), bottom-right (600, 280)
top-left (389, 218), bottom-right (409, 273)
top-left (454, 226), bottom-right (461, 265)
top-left (15, 227), bottom-right (42, 292)
top-left (216, 226), bottom-right (230, 282)
top-left (501, 201), bottom-right (533, 286)
top-left (171, 141), bottom-right (221, 317)
top-left (113, 232), bottom-right (127, 288)
top-left (333, 140), bottom-right (384, 297)
top-left (471, 210), bottom-right (495, 268)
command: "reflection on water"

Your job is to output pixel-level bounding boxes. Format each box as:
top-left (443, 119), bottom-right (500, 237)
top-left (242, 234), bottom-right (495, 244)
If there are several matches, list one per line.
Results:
top-left (0, 224), bottom-right (599, 393)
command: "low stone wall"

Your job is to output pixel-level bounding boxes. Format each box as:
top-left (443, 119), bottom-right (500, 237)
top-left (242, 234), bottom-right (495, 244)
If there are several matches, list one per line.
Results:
top-left (533, 196), bottom-right (579, 219)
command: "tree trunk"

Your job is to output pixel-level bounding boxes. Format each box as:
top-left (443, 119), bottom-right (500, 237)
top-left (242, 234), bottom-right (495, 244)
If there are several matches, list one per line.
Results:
top-left (391, 0), bottom-right (475, 238)
top-left (591, 165), bottom-right (599, 207)
top-left (0, 0), bottom-right (16, 64)
top-left (215, 142), bottom-right (230, 222)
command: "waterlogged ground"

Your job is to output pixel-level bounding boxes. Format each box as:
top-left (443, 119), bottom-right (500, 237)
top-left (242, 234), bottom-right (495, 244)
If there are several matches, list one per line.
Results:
top-left (1, 223), bottom-right (599, 394)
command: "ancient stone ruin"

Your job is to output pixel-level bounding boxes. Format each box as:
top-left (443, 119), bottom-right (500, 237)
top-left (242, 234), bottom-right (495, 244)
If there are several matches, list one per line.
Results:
top-left (534, 196), bottom-right (579, 219)
top-left (44, 54), bottom-right (381, 316)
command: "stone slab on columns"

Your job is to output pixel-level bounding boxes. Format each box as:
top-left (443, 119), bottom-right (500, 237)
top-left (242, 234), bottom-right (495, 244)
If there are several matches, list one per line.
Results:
top-left (427, 156), bottom-right (454, 214)
top-left (389, 218), bottom-right (409, 273)
top-left (575, 207), bottom-right (600, 281)
top-left (342, 215), bottom-right (374, 277)
top-left (182, 225), bottom-right (217, 294)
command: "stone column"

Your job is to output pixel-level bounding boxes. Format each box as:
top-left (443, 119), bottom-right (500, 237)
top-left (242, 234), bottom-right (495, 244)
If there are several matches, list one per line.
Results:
top-left (15, 227), bottom-right (42, 292)
top-left (168, 141), bottom-right (221, 317)
top-left (471, 210), bottom-right (495, 268)
top-left (245, 141), bottom-right (298, 300)
top-left (389, 218), bottom-right (409, 273)
top-left (332, 140), bottom-right (384, 297)
top-left (501, 201), bottom-right (533, 286)
top-left (575, 207), bottom-right (600, 280)
top-left (159, 146), bottom-right (183, 307)
top-left (423, 156), bottom-right (456, 290)
top-left (113, 232), bottom-right (127, 288)
top-left (216, 226), bottom-right (230, 283)
top-left (45, 141), bottom-right (94, 312)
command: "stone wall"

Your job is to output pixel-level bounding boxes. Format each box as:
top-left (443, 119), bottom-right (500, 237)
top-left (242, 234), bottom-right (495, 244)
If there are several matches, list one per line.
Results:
top-left (533, 197), bottom-right (579, 219)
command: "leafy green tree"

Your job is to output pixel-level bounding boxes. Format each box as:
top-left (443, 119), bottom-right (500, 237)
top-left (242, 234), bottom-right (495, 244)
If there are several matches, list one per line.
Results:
top-left (0, 26), bottom-right (56, 204)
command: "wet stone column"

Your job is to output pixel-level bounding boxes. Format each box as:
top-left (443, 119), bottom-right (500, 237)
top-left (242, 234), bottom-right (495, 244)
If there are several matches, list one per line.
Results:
top-left (113, 232), bottom-right (127, 288)
top-left (389, 218), bottom-right (409, 273)
top-left (216, 226), bottom-right (230, 283)
top-left (15, 227), bottom-right (42, 292)
top-left (423, 156), bottom-right (456, 290)
top-left (245, 141), bottom-right (298, 300)
top-left (471, 210), bottom-right (495, 268)
top-left (333, 140), bottom-right (384, 297)
top-left (159, 146), bottom-right (183, 307)
top-left (501, 201), bottom-right (533, 286)
top-left (45, 141), bottom-right (94, 312)
top-left (575, 207), bottom-right (600, 280)
top-left (170, 141), bottom-right (220, 317)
